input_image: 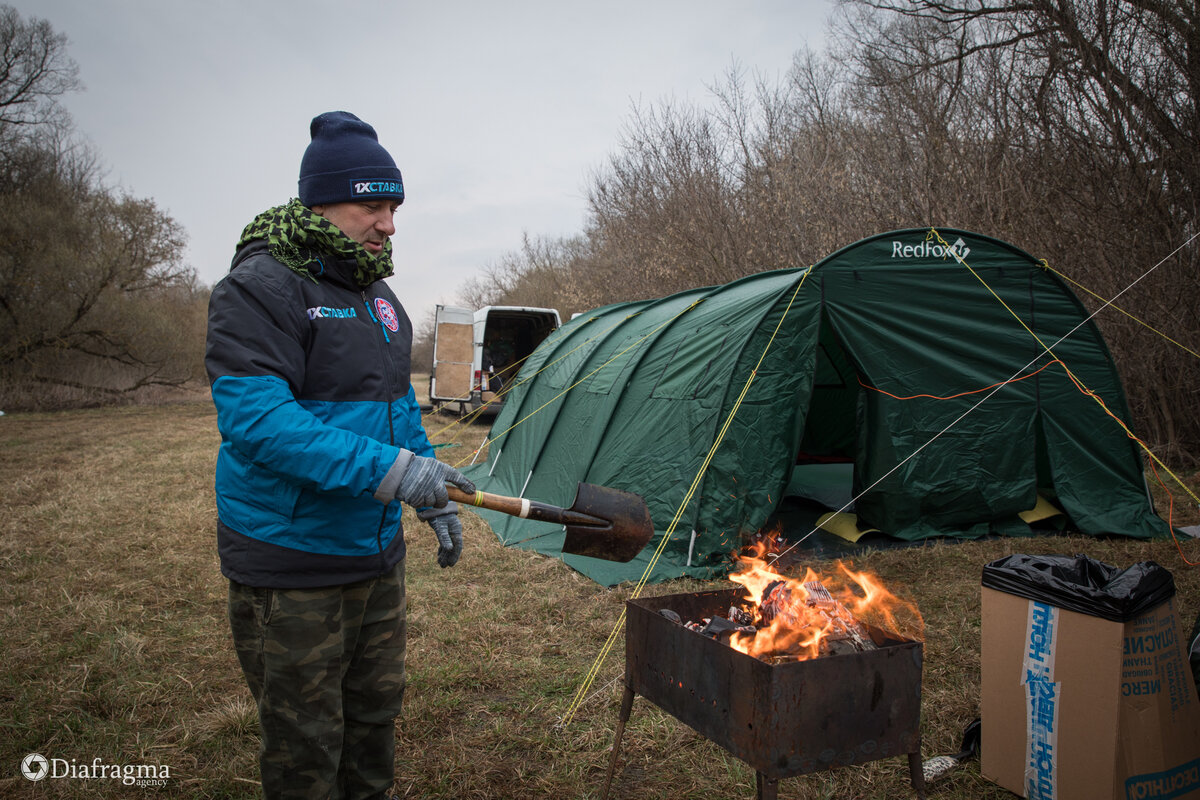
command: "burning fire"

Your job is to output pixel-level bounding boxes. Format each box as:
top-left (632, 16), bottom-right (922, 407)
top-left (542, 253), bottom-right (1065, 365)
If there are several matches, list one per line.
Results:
top-left (726, 534), bottom-right (924, 662)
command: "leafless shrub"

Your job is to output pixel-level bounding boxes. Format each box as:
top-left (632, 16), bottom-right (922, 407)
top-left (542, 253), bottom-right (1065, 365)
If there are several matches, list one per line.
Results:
top-left (0, 6), bottom-right (205, 410)
top-left (463, 1), bottom-right (1199, 462)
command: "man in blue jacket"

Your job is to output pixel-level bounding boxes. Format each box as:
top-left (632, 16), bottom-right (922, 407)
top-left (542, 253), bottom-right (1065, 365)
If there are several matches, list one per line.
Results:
top-left (205, 111), bottom-right (475, 799)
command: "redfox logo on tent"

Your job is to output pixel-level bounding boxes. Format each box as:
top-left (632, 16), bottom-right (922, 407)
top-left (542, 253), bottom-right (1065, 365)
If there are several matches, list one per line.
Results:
top-left (891, 237), bottom-right (970, 261)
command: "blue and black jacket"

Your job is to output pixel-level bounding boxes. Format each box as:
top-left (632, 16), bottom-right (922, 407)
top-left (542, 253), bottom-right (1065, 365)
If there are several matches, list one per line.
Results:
top-left (205, 239), bottom-right (433, 588)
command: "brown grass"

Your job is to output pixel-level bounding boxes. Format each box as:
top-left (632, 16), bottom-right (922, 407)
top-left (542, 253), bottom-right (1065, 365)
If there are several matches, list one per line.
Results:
top-left (1, 398), bottom-right (1197, 799)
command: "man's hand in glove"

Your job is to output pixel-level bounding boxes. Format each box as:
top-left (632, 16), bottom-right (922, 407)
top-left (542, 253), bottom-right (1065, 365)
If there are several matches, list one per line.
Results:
top-left (373, 449), bottom-right (474, 566)
top-left (418, 504), bottom-right (464, 568)
top-left (379, 449), bottom-right (476, 509)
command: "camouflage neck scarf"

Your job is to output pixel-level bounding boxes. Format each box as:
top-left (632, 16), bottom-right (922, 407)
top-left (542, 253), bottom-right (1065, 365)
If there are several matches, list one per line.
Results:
top-left (237, 198), bottom-right (394, 287)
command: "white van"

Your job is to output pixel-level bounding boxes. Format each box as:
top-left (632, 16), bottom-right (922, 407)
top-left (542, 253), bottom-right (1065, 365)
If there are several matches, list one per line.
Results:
top-left (429, 304), bottom-right (561, 414)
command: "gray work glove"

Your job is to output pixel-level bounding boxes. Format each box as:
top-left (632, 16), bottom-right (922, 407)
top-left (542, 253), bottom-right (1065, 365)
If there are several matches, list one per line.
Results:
top-left (419, 504), bottom-right (464, 568)
top-left (376, 448), bottom-right (476, 509)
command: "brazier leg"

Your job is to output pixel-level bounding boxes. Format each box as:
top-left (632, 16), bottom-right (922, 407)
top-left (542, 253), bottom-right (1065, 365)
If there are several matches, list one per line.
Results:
top-left (907, 751), bottom-right (928, 800)
top-left (755, 771), bottom-right (778, 800)
top-left (600, 684), bottom-right (636, 800)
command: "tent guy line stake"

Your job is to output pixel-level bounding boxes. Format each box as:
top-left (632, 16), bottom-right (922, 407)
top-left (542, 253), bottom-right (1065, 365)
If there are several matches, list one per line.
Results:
top-left (771, 228), bottom-right (1200, 565)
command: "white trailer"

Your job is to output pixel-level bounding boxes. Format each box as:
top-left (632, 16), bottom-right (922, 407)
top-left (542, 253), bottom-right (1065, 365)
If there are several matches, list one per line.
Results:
top-left (429, 304), bottom-right (560, 415)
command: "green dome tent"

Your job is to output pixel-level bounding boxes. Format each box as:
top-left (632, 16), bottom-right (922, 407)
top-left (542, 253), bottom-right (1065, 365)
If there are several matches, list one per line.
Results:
top-left (461, 228), bottom-right (1169, 586)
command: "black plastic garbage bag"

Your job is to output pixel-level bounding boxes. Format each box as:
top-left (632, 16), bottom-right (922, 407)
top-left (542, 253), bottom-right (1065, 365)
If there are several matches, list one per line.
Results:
top-left (981, 553), bottom-right (1175, 622)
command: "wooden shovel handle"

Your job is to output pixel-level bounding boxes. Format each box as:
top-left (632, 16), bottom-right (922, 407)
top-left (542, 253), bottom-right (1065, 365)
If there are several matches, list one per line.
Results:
top-left (446, 485), bottom-right (603, 528)
top-left (446, 485), bottom-right (532, 517)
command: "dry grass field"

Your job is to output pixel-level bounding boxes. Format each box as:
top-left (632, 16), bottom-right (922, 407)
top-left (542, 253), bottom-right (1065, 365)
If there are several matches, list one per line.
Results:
top-left (1, 391), bottom-right (1198, 799)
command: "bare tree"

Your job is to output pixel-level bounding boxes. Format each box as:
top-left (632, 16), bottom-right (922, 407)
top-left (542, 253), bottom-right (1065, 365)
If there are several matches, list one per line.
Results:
top-left (836, 0), bottom-right (1200, 460)
top-left (841, 0), bottom-right (1199, 217)
top-left (0, 6), bottom-right (203, 409)
top-left (584, 94), bottom-right (753, 298)
top-left (456, 1), bottom-right (1198, 459)
top-left (460, 232), bottom-right (589, 315)
top-left (0, 139), bottom-right (200, 392)
top-left (0, 5), bottom-right (79, 146)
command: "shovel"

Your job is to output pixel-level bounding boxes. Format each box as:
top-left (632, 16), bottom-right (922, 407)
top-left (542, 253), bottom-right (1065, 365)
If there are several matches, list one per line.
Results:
top-left (446, 482), bottom-right (654, 562)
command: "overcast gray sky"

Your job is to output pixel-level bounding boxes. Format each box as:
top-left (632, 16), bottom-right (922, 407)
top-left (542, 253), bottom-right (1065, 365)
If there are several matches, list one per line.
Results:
top-left (13, 0), bottom-right (833, 327)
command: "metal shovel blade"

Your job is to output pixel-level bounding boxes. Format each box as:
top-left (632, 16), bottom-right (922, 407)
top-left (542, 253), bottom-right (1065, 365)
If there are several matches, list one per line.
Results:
top-left (560, 482), bottom-right (654, 563)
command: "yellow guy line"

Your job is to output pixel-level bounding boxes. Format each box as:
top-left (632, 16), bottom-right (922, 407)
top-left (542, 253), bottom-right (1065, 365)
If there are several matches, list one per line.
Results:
top-left (560, 267), bottom-right (813, 727)
top-left (424, 315), bottom-right (609, 441)
top-left (927, 228), bottom-right (1200, 509)
top-left (770, 231), bottom-right (1200, 566)
top-left (452, 301), bottom-right (706, 470)
top-left (1039, 260), bottom-right (1200, 360)
top-left (425, 352), bottom-right (534, 435)
top-left (425, 312), bottom-right (644, 454)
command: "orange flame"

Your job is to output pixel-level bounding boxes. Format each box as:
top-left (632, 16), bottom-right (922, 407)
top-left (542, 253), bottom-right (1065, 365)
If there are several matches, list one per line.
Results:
top-left (726, 534), bottom-right (924, 662)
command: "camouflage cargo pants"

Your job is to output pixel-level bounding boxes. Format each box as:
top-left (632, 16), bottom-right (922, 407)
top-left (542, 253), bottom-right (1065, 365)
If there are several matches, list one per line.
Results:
top-left (229, 562), bottom-right (406, 800)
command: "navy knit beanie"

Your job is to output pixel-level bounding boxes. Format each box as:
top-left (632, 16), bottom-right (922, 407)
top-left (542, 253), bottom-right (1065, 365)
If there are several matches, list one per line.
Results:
top-left (298, 111), bottom-right (404, 207)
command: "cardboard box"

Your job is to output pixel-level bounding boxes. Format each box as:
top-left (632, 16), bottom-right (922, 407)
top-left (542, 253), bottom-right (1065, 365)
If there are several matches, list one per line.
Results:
top-left (981, 587), bottom-right (1200, 800)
